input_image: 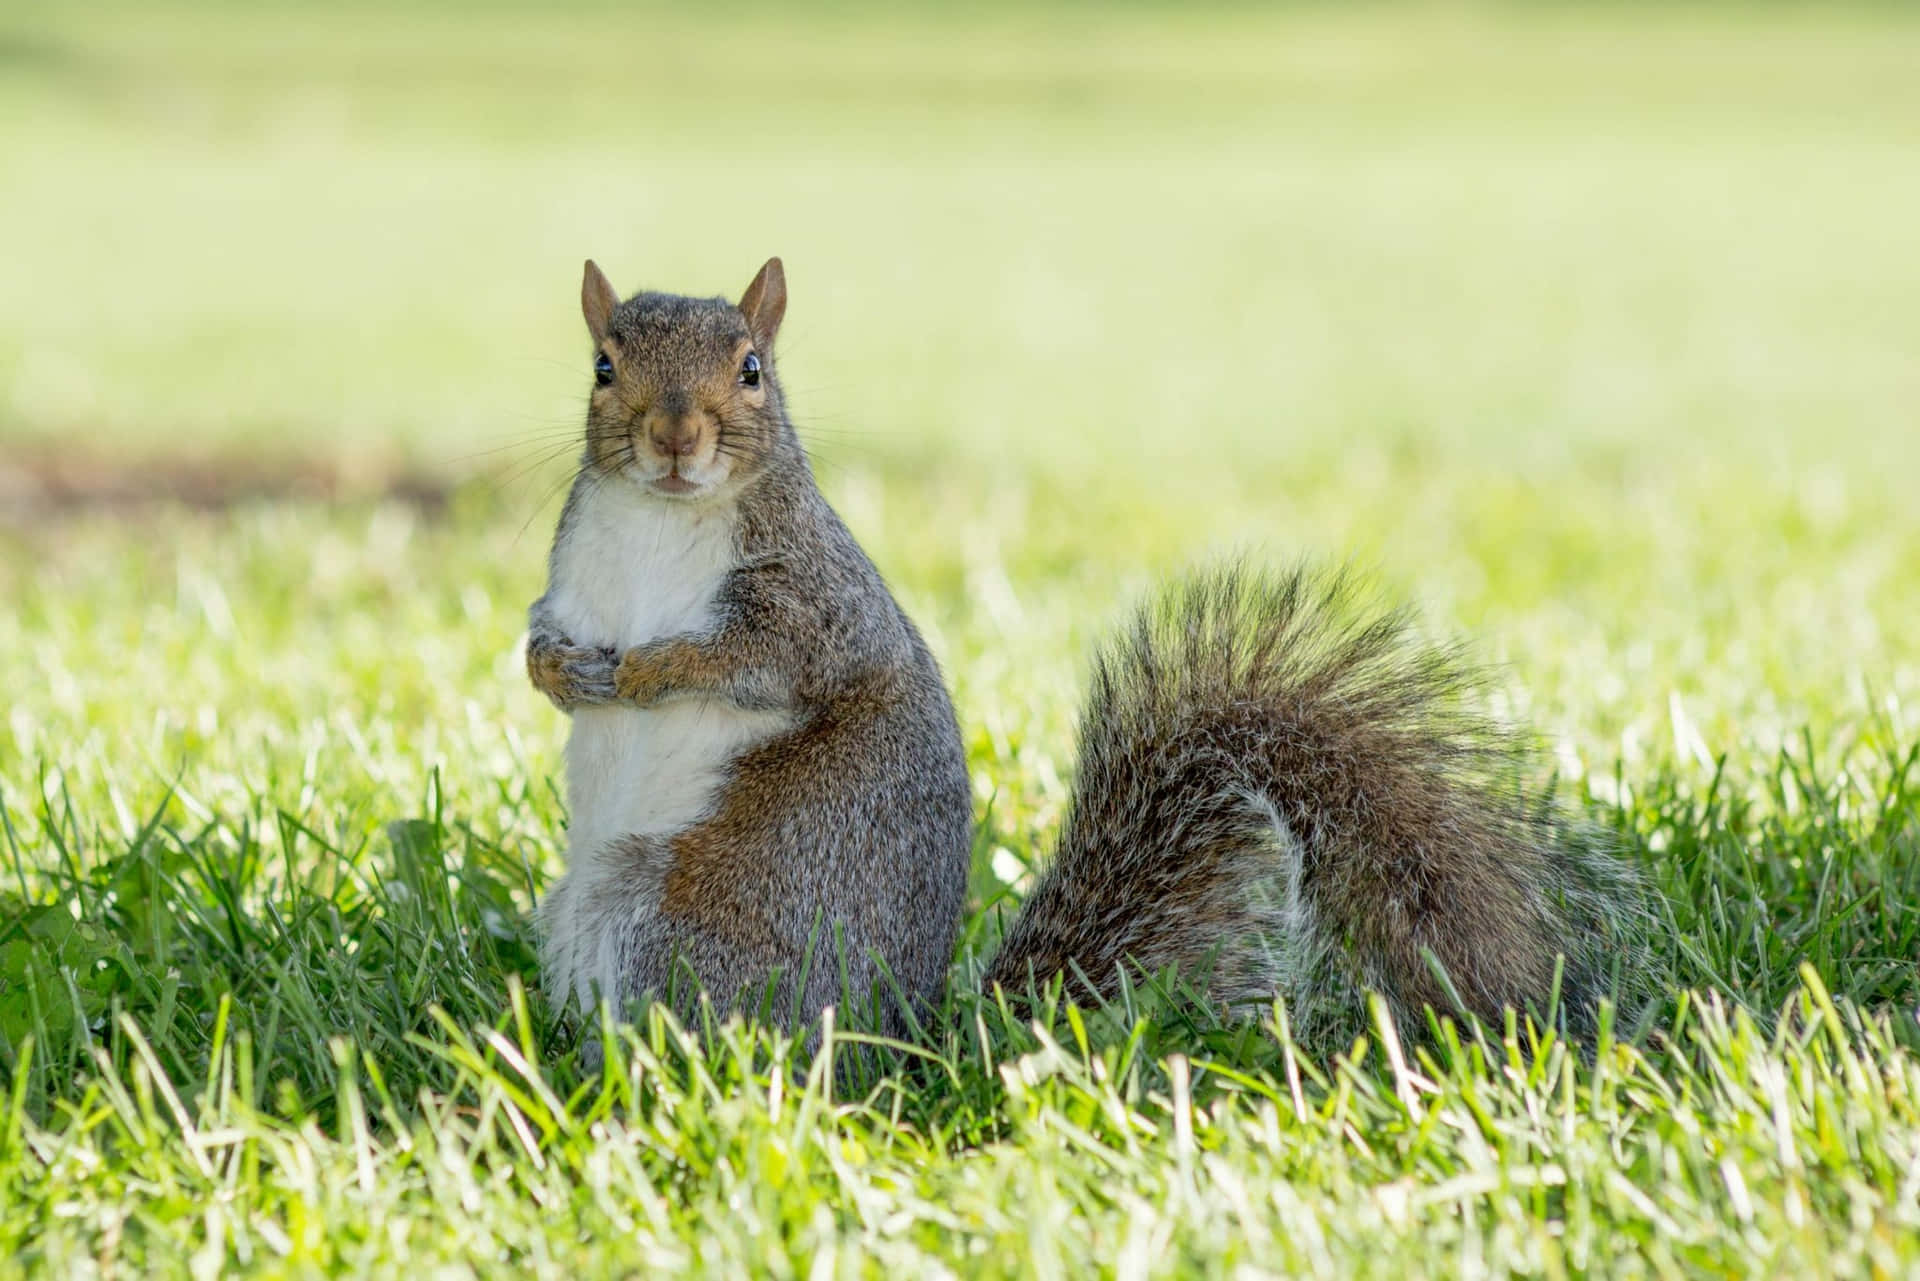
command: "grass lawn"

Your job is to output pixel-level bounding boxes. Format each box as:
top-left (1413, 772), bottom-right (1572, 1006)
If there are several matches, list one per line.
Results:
top-left (3, 1), bottom-right (1918, 1274)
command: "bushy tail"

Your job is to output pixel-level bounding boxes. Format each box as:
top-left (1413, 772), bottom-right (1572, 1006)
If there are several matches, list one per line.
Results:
top-left (983, 564), bottom-right (1650, 1043)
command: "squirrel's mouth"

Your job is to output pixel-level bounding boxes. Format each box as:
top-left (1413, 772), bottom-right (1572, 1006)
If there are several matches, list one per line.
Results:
top-left (620, 452), bottom-right (723, 499)
top-left (647, 473), bottom-right (702, 497)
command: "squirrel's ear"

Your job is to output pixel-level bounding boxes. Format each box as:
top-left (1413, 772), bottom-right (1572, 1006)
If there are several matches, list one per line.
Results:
top-left (738, 257), bottom-right (787, 350)
top-left (581, 260), bottom-right (618, 344)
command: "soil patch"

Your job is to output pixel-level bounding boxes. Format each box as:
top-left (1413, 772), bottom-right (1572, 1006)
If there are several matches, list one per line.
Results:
top-left (0, 446), bottom-right (453, 520)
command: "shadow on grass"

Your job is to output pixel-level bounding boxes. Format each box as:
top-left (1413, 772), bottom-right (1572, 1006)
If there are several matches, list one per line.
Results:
top-left (0, 444), bottom-right (454, 522)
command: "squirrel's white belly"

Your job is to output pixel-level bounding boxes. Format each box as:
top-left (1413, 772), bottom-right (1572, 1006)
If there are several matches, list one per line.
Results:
top-left (540, 485), bottom-right (793, 1011)
top-left (563, 700), bottom-right (785, 856)
top-left (546, 484), bottom-right (790, 859)
top-left (539, 484), bottom-right (791, 1008)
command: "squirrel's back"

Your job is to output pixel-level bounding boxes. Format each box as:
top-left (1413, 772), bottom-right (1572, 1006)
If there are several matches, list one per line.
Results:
top-left (986, 564), bottom-right (1649, 1042)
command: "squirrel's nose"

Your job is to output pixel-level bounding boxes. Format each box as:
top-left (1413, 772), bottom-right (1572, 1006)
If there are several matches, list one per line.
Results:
top-left (646, 417), bottom-right (700, 459)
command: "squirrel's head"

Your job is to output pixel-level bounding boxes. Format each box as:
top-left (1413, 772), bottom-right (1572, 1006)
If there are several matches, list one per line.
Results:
top-left (578, 257), bottom-right (790, 502)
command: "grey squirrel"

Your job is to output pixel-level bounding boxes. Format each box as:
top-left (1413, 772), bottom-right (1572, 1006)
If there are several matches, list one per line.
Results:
top-left (527, 257), bottom-right (1647, 1046)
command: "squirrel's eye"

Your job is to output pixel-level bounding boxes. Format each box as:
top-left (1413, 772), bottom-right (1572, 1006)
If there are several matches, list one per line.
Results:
top-left (740, 351), bottom-right (761, 388)
top-left (593, 353), bottom-right (614, 387)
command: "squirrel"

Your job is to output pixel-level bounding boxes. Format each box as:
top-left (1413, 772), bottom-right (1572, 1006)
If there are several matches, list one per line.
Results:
top-left (526, 257), bottom-right (1648, 1047)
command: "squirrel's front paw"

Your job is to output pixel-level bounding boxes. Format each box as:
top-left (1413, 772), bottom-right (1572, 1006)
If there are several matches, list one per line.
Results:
top-left (528, 638), bottom-right (618, 709)
top-left (614, 646), bottom-right (673, 706)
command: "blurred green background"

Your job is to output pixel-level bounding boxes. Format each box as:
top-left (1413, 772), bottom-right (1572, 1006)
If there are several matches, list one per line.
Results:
top-left (3, 0), bottom-right (1917, 838)
top-left (7, 2), bottom-right (1917, 474)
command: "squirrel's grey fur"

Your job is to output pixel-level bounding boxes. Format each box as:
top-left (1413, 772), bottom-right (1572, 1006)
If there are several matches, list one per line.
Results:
top-left (529, 259), bottom-right (1649, 1047)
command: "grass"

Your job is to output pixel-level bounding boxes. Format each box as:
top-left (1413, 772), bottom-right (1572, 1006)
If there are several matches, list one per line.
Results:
top-left (3, 0), bottom-right (1919, 1274)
